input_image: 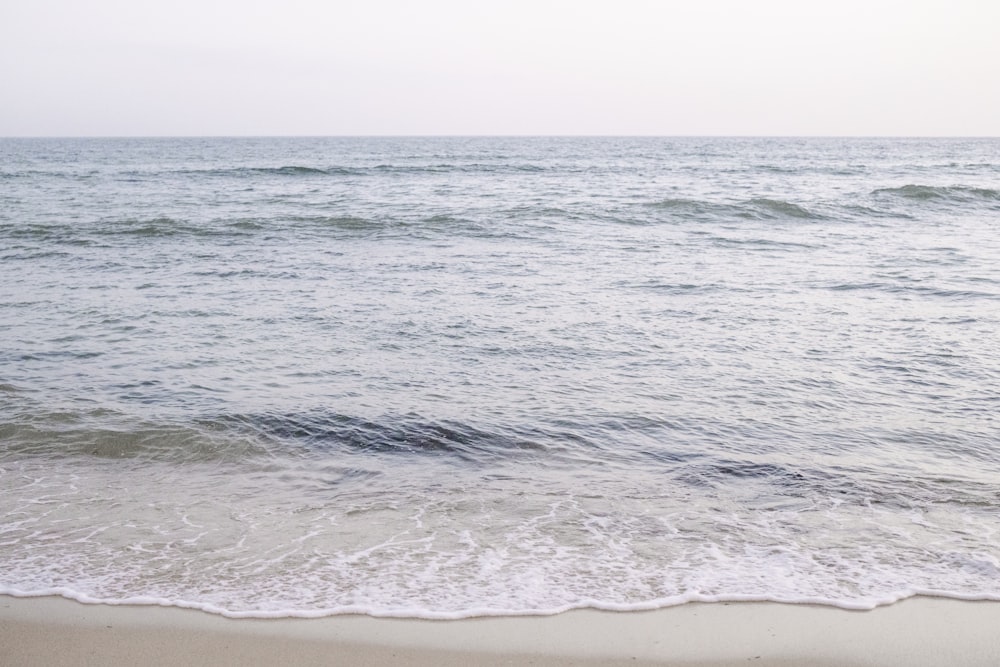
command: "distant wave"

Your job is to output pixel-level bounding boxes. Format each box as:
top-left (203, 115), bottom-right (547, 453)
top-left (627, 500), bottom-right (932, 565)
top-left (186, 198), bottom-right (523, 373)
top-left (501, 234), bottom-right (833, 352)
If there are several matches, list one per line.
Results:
top-left (0, 217), bottom-right (210, 242)
top-left (873, 184), bottom-right (1000, 202)
top-left (171, 166), bottom-right (362, 178)
top-left (106, 217), bottom-right (203, 237)
top-left (0, 213), bottom-right (517, 245)
top-left (286, 215), bottom-right (385, 231)
top-left (372, 163), bottom-right (547, 174)
top-left (5, 163), bottom-right (543, 180)
top-left (167, 163), bottom-right (556, 179)
top-left (264, 165), bottom-right (336, 176)
top-left (825, 281), bottom-right (1000, 301)
top-left (645, 197), bottom-right (824, 222)
top-left (704, 235), bottom-right (819, 251)
top-left (743, 198), bottom-right (822, 219)
top-left (621, 280), bottom-right (721, 293)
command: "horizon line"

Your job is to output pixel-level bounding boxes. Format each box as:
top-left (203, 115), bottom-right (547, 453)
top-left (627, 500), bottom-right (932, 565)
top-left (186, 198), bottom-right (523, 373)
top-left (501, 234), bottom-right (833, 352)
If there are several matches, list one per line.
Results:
top-left (2, 134), bottom-right (998, 140)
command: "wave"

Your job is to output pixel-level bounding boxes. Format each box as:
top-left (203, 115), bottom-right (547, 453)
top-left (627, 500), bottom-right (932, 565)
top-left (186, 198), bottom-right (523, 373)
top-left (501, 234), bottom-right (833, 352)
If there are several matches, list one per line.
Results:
top-left (282, 214), bottom-right (508, 239)
top-left (620, 280), bottom-right (720, 294)
top-left (166, 163), bottom-right (556, 180)
top-left (104, 217), bottom-right (204, 238)
top-left (184, 166), bottom-right (360, 177)
top-left (374, 163), bottom-right (547, 174)
top-left (645, 197), bottom-right (824, 222)
top-left (14, 407), bottom-right (996, 488)
top-left (873, 185), bottom-right (1000, 203)
top-left (705, 235), bottom-right (819, 251)
top-left (826, 281), bottom-right (1000, 301)
top-left (0, 409), bottom-right (555, 465)
top-left (0, 410), bottom-right (270, 463)
top-left (224, 411), bottom-right (551, 463)
top-left (287, 215), bottom-right (385, 232)
top-left (744, 198), bottom-right (822, 220)
top-left (5, 406), bottom-right (1000, 619)
top-left (0, 213), bottom-right (517, 245)
top-left (1, 218), bottom-right (214, 244)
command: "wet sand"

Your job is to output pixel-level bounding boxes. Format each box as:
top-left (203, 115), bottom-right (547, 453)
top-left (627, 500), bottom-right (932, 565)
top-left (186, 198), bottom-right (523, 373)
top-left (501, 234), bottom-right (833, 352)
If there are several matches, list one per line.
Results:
top-left (2, 595), bottom-right (999, 666)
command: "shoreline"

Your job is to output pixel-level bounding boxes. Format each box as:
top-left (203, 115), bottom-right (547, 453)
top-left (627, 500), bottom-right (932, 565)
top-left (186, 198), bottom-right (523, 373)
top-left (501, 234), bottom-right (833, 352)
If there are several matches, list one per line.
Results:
top-left (3, 595), bottom-right (1000, 666)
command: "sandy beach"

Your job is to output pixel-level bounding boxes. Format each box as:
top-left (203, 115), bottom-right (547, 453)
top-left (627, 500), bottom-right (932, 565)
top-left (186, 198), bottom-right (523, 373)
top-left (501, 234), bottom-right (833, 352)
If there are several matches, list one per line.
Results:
top-left (1, 595), bottom-right (998, 666)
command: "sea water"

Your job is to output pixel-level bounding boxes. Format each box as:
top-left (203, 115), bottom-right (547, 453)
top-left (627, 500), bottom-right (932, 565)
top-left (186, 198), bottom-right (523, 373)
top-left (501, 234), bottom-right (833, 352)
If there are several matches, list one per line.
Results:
top-left (1, 136), bottom-right (998, 618)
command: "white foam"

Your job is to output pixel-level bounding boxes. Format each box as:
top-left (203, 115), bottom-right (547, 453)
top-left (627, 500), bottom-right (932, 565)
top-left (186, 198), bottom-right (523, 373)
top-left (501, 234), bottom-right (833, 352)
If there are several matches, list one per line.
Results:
top-left (3, 454), bottom-right (1000, 621)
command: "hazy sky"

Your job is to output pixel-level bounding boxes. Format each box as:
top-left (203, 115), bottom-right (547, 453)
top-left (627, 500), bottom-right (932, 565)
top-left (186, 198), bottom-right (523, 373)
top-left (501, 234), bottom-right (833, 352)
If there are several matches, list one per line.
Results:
top-left (2, 0), bottom-right (997, 136)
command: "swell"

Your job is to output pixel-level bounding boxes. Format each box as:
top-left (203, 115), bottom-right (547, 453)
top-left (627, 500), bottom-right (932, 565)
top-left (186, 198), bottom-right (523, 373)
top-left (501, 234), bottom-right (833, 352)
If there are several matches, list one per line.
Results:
top-left (1, 217), bottom-right (247, 243)
top-left (0, 409), bottom-right (552, 465)
top-left (642, 186), bottom-right (1000, 226)
top-left (167, 163), bottom-right (554, 178)
top-left (0, 214), bottom-right (511, 244)
top-left (825, 281), bottom-right (1000, 301)
top-left (873, 184), bottom-right (1000, 204)
top-left (0, 411), bottom-right (271, 463)
top-left (644, 197), bottom-right (825, 222)
top-left (6, 409), bottom-right (999, 501)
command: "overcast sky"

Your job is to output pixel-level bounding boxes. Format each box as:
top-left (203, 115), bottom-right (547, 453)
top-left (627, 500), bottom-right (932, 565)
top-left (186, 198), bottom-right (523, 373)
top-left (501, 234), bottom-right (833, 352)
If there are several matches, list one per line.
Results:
top-left (1, 0), bottom-right (997, 136)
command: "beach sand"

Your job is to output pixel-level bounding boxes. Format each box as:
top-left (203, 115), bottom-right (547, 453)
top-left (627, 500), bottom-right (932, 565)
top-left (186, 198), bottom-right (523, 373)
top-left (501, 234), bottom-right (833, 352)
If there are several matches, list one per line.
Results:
top-left (2, 595), bottom-right (999, 666)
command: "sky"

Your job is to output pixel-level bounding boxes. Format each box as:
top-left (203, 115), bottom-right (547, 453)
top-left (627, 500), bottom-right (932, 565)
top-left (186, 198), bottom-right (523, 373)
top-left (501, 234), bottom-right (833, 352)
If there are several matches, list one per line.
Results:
top-left (1, 0), bottom-right (997, 136)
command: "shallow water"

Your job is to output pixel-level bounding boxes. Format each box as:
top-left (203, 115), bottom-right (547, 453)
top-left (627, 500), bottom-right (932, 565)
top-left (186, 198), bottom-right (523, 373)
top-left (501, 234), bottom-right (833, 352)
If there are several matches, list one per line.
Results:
top-left (1, 137), bottom-right (999, 617)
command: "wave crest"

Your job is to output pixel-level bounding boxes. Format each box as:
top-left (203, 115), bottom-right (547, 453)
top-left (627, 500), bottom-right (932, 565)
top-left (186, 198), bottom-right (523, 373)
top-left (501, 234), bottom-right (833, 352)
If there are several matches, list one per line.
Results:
top-left (873, 185), bottom-right (1000, 202)
top-left (645, 197), bottom-right (823, 222)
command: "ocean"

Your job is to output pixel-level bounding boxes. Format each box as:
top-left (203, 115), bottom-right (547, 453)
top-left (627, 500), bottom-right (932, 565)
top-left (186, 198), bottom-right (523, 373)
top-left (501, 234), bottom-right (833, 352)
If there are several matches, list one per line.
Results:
top-left (1, 136), bottom-right (998, 618)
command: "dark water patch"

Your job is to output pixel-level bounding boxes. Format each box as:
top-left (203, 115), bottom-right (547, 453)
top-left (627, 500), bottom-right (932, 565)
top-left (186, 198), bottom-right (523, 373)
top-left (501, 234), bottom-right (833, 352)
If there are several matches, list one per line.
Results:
top-left (676, 458), bottom-right (822, 493)
top-left (675, 454), bottom-right (1000, 508)
top-left (228, 411), bottom-right (550, 463)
